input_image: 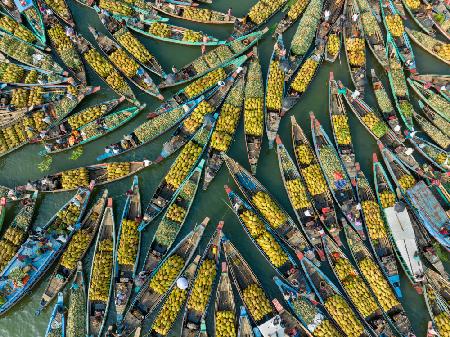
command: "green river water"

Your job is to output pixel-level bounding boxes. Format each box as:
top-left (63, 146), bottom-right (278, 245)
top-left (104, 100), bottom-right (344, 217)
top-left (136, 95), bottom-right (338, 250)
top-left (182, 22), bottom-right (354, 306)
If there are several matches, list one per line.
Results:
top-left (0, 0), bottom-right (448, 335)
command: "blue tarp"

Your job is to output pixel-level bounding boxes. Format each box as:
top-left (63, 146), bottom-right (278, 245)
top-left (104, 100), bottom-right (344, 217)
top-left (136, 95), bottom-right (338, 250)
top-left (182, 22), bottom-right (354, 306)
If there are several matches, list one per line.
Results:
top-left (13, 0), bottom-right (33, 12)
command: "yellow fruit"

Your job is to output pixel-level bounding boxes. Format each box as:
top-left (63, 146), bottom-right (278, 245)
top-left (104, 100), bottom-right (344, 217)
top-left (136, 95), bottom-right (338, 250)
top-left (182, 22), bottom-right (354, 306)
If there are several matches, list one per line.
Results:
top-left (251, 191), bottom-right (287, 229)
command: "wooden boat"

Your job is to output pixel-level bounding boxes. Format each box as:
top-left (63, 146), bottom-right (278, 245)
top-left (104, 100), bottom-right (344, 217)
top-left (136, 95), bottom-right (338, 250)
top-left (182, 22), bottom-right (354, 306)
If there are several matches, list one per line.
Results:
top-left (43, 14), bottom-right (86, 84)
top-left (328, 73), bottom-right (358, 178)
top-left (0, 8), bottom-right (45, 49)
top-left (424, 282), bottom-right (450, 337)
top-left (139, 114), bottom-right (215, 230)
top-left (43, 105), bottom-right (144, 154)
top-left (323, 235), bottom-right (396, 336)
top-left (408, 77), bottom-right (450, 122)
top-left (232, 0), bottom-right (287, 37)
top-left (408, 133), bottom-right (449, 171)
top-left (17, 161), bottom-right (150, 193)
top-left (276, 136), bottom-right (327, 260)
top-left (354, 0), bottom-right (389, 67)
top-left (402, 0), bottom-right (438, 36)
top-left (20, 0), bottom-right (46, 45)
top-left (72, 33), bottom-right (139, 105)
top-left (244, 52), bottom-right (263, 174)
top-left (223, 154), bottom-right (318, 265)
top-left (265, 35), bottom-right (287, 149)
top-left (354, 167), bottom-right (402, 297)
top-left (66, 262), bottom-right (87, 337)
top-left (380, 0), bottom-right (416, 72)
top-left (32, 96), bottom-right (124, 143)
top-left (87, 198), bottom-right (115, 337)
top-left (40, 0), bottom-right (73, 26)
top-left (430, 0), bottom-right (450, 40)
top-left (290, 116), bottom-right (341, 244)
top-left (373, 154), bottom-right (425, 292)
top-left (0, 185), bottom-right (30, 201)
top-left (45, 292), bottom-right (65, 337)
top-left (344, 224), bottom-right (415, 335)
top-left (179, 223), bottom-right (223, 337)
top-left (0, 187), bottom-right (92, 315)
top-left (140, 162), bottom-right (203, 276)
top-left (93, 8), bottom-right (165, 78)
top-left (310, 112), bottom-right (365, 239)
top-left (114, 176), bottom-right (141, 326)
top-left (89, 27), bottom-right (163, 100)
top-left (121, 220), bottom-right (206, 337)
top-left (315, 0), bottom-right (346, 49)
top-left (126, 16), bottom-right (223, 46)
top-left (238, 306), bottom-right (255, 336)
top-left (0, 191), bottom-right (37, 271)
top-left (212, 263), bottom-right (237, 336)
top-left (36, 190), bottom-right (108, 313)
top-left (274, 0), bottom-right (311, 35)
top-left (158, 29), bottom-right (266, 89)
top-left (343, 0), bottom-right (366, 95)
top-left (324, 18), bottom-right (343, 63)
top-left (425, 268), bottom-right (450, 302)
top-left (406, 27), bottom-right (450, 65)
top-left (151, 2), bottom-right (236, 24)
top-left (203, 70), bottom-right (246, 190)
top-left (270, 298), bottom-right (313, 336)
top-left (411, 73), bottom-right (449, 94)
top-left (1, 1), bottom-right (22, 22)
top-left (417, 100), bottom-right (450, 137)
top-left (0, 31), bottom-right (64, 74)
top-left (386, 35), bottom-right (415, 130)
top-left (282, 46), bottom-right (323, 114)
top-left (225, 186), bottom-right (310, 288)
top-left (300, 257), bottom-right (373, 336)
top-left (96, 0), bottom-right (163, 19)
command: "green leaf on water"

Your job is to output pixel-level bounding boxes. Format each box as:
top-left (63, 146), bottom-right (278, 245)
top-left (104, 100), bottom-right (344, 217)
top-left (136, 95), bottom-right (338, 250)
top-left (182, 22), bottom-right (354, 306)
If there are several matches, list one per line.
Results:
top-left (69, 146), bottom-right (83, 160)
top-left (37, 155), bottom-right (52, 172)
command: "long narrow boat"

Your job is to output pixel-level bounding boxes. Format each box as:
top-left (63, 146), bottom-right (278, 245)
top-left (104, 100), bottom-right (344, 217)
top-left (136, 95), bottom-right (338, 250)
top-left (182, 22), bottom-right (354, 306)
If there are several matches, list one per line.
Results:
top-left (238, 306), bottom-right (255, 336)
top-left (1, 1), bottom-right (21, 22)
top-left (0, 191), bottom-right (37, 271)
top-left (72, 33), bottom-right (139, 105)
top-left (114, 176), bottom-right (141, 327)
top-left (212, 263), bottom-right (237, 337)
top-left (324, 18), bottom-right (343, 63)
top-left (140, 162), bottom-right (203, 276)
top-left (408, 77), bottom-right (450, 122)
top-left (355, 0), bottom-right (389, 67)
top-left (411, 73), bottom-right (449, 94)
top-left (32, 96), bottom-right (124, 143)
top-left (179, 223), bottom-right (223, 337)
top-left (408, 133), bottom-right (449, 171)
top-left (430, 0), bottom-right (450, 40)
top-left (232, 0), bottom-right (287, 37)
top-left (21, 0), bottom-right (46, 43)
top-left (300, 256), bottom-right (373, 336)
top-left (93, 8), bottom-right (165, 77)
top-left (89, 27), bottom-right (162, 100)
top-left (244, 52), bottom-right (263, 174)
top-left (203, 70), bottom-right (246, 190)
top-left (406, 27), bottom-right (450, 65)
top-left (40, 0), bottom-right (74, 26)
top-left (380, 0), bottom-right (416, 72)
top-left (44, 14), bottom-right (86, 84)
top-left (225, 186), bottom-right (310, 288)
top-left (316, 0), bottom-right (347, 41)
top-left (0, 185), bottom-right (30, 201)
top-left (343, 0), bottom-right (366, 94)
top-left (424, 282), bottom-right (450, 337)
top-left (271, 298), bottom-right (314, 336)
top-left (274, 0), bottom-right (311, 35)
top-left (417, 100), bottom-right (450, 136)
top-left (310, 112), bottom-right (365, 239)
top-left (0, 8), bottom-right (45, 49)
top-left (158, 29), bottom-right (266, 89)
top-left (0, 31), bottom-right (63, 74)
top-left (139, 116), bottom-right (214, 230)
top-left (274, 276), bottom-right (345, 336)
top-left (373, 154), bottom-right (425, 292)
top-left (17, 161), bottom-right (150, 193)
top-left (401, 0), bottom-right (438, 36)
top-left (151, 3), bottom-right (236, 24)
top-left (291, 116), bottom-right (341, 244)
top-left (43, 105), bottom-right (144, 154)
top-left (425, 268), bottom-right (450, 302)
top-left (66, 262), bottom-right (86, 337)
top-left (36, 190), bottom-right (108, 313)
top-left (323, 235), bottom-right (396, 336)
top-left (344, 224), bottom-right (415, 335)
top-left (0, 187), bottom-right (92, 315)
top-left (121, 220), bottom-right (207, 337)
top-left (45, 292), bottom-right (65, 337)
top-left (276, 136), bottom-right (327, 260)
top-left (386, 35), bottom-right (415, 130)
top-left (223, 154), bottom-right (318, 264)
top-left (96, 0), bottom-right (162, 18)
top-left (329, 73), bottom-right (358, 178)
top-left (265, 35), bottom-right (287, 149)
top-left (354, 166), bottom-right (402, 297)
top-left (223, 238), bottom-right (291, 336)
top-left (87, 198), bottom-right (115, 337)
top-left (125, 16), bottom-right (223, 46)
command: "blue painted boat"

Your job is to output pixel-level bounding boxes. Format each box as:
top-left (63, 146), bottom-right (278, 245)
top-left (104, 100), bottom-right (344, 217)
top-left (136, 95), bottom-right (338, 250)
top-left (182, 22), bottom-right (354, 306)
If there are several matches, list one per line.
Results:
top-left (0, 187), bottom-right (91, 315)
top-left (14, 0), bottom-right (46, 45)
top-left (45, 292), bottom-right (65, 337)
top-left (238, 306), bottom-right (255, 337)
top-left (66, 262), bottom-right (86, 337)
